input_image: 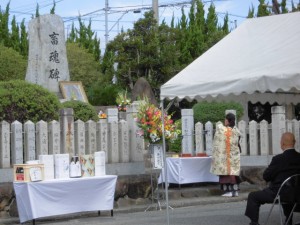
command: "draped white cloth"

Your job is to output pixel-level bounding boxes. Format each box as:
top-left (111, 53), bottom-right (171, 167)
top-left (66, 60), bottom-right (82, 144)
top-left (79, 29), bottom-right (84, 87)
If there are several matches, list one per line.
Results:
top-left (158, 157), bottom-right (218, 184)
top-left (13, 175), bottom-right (117, 223)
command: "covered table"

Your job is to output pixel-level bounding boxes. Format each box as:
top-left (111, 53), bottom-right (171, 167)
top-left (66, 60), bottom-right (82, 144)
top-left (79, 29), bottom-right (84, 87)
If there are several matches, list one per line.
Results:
top-left (13, 175), bottom-right (117, 223)
top-left (158, 157), bottom-right (218, 184)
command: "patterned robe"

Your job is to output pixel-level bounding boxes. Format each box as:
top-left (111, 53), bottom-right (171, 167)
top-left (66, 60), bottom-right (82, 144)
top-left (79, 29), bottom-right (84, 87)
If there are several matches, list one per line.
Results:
top-left (210, 123), bottom-right (241, 176)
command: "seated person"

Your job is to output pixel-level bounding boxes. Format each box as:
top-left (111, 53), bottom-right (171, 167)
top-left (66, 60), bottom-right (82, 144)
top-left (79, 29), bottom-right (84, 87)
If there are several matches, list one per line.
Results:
top-left (245, 132), bottom-right (300, 225)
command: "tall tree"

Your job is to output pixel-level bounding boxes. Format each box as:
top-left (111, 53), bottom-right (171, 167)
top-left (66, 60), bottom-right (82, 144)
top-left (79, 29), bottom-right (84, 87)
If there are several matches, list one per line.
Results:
top-left (257, 0), bottom-right (270, 17)
top-left (247, 4), bottom-right (255, 18)
top-left (0, 3), bottom-right (10, 46)
top-left (19, 19), bottom-right (28, 57)
top-left (50, 1), bottom-right (56, 14)
top-left (10, 15), bottom-right (20, 52)
top-left (35, 3), bottom-right (40, 18)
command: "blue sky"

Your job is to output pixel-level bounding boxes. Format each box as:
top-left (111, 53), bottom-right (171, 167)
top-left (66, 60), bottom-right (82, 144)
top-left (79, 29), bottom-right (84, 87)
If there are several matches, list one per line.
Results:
top-left (1, 0), bottom-right (265, 51)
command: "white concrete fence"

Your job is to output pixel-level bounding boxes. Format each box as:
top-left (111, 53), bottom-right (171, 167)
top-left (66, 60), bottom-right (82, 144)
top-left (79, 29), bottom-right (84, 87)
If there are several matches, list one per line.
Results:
top-left (0, 104), bottom-right (297, 169)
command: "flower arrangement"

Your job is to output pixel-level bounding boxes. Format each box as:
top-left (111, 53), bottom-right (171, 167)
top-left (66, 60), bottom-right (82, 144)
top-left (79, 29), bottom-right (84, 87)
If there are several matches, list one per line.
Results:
top-left (98, 110), bottom-right (107, 119)
top-left (135, 100), bottom-right (181, 144)
top-left (116, 90), bottom-right (131, 112)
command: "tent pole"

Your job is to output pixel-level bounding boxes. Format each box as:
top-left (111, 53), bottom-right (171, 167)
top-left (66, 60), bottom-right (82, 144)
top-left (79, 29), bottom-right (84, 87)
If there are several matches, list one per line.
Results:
top-left (160, 100), bottom-right (170, 225)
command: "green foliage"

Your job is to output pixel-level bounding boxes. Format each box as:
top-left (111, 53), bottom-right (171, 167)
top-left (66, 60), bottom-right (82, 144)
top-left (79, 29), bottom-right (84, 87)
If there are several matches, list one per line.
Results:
top-left (88, 80), bottom-right (121, 106)
top-left (192, 101), bottom-right (244, 125)
top-left (61, 100), bottom-right (98, 122)
top-left (0, 45), bottom-right (27, 81)
top-left (0, 80), bottom-right (61, 123)
top-left (168, 119), bottom-right (182, 153)
top-left (66, 42), bottom-right (103, 93)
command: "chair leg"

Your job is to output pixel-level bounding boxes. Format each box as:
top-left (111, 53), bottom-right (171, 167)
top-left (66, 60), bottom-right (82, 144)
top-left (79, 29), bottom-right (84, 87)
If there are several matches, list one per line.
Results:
top-left (265, 200), bottom-right (277, 225)
top-left (284, 203), bottom-right (297, 225)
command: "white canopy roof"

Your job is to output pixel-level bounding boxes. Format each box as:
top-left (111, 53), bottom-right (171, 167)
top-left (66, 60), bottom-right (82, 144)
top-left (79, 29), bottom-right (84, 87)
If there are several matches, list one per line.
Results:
top-left (160, 12), bottom-right (300, 104)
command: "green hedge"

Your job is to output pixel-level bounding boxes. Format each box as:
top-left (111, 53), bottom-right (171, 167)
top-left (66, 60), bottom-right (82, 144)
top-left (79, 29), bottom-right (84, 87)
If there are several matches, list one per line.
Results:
top-left (0, 80), bottom-right (61, 123)
top-left (192, 101), bottom-right (244, 125)
top-left (61, 100), bottom-right (99, 122)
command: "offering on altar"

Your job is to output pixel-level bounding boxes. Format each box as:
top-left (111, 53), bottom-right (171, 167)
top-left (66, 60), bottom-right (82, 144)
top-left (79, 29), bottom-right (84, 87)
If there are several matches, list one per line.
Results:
top-left (39, 155), bottom-right (54, 180)
top-left (54, 154), bottom-right (70, 179)
top-left (13, 164), bottom-right (45, 182)
top-left (70, 156), bottom-right (81, 178)
top-left (95, 151), bottom-right (106, 176)
top-left (80, 154), bottom-right (95, 177)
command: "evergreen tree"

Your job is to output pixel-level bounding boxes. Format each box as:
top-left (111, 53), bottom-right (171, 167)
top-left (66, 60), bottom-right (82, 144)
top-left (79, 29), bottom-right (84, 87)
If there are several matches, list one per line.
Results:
top-left (257, 0), bottom-right (270, 17)
top-left (222, 13), bottom-right (229, 34)
top-left (50, 1), bottom-right (56, 14)
top-left (10, 15), bottom-right (20, 52)
top-left (67, 23), bottom-right (76, 43)
top-left (247, 4), bottom-right (255, 18)
top-left (280, 0), bottom-right (288, 13)
top-left (20, 19), bottom-right (28, 57)
top-left (0, 3), bottom-right (10, 46)
top-left (35, 3), bottom-right (40, 18)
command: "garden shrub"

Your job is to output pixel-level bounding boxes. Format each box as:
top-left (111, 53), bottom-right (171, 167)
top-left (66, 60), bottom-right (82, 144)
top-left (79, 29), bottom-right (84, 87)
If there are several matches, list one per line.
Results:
top-left (61, 100), bottom-right (99, 122)
top-left (192, 101), bottom-right (244, 125)
top-left (0, 80), bottom-right (61, 123)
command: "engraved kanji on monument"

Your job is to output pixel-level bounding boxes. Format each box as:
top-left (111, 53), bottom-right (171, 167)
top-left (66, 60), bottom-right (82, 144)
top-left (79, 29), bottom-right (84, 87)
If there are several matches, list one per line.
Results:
top-left (36, 120), bottom-right (48, 156)
top-left (74, 120), bottom-right (86, 156)
top-left (195, 122), bottom-right (205, 155)
top-left (127, 101), bottom-right (144, 162)
top-left (97, 119), bottom-right (108, 163)
top-left (49, 120), bottom-right (60, 154)
top-left (24, 121), bottom-right (36, 161)
top-left (271, 106), bottom-right (286, 154)
top-left (60, 108), bottom-right (75, 156)
top-left (181, 109), bottom-right (194, 156)
top-left (0, 121), bottom-right (11, 168)
top-left (11, 121), bottom-right (23, 164)
top-left (85, 120), bottom-right (97, 154)
top-left (25, 14), bottom-right (70, 94)
top-left (108, 121), bottom-right (119, 163)
top-left (119, 120), bottom-right (130, 163)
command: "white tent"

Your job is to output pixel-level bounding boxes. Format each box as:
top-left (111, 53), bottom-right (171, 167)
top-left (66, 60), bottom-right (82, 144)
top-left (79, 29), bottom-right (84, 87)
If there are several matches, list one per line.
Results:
top-left (160, 12), bottom-right (300, 104)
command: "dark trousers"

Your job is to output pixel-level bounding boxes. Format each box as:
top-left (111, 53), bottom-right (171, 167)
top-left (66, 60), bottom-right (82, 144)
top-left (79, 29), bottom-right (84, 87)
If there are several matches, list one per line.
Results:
top-left (245, 188), bottom-right (294, 223)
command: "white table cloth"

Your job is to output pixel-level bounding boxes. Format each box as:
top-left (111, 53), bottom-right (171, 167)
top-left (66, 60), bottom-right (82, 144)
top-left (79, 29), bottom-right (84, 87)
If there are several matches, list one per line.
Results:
top-left (13, 175), bottom-right (117, 223)
top-left (158, 157), bottom-right (218, 184)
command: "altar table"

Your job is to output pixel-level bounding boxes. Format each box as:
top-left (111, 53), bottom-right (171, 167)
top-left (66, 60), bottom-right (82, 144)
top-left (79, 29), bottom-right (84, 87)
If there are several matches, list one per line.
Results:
top-left (13, 175), bottom-right (117, 223)
top-left (158, 157), bottom-right (218, 184)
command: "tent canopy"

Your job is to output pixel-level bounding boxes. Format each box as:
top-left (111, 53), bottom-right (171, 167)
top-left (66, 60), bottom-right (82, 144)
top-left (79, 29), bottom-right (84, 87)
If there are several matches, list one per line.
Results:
top-left (160, 12), bottom-right (300, 104)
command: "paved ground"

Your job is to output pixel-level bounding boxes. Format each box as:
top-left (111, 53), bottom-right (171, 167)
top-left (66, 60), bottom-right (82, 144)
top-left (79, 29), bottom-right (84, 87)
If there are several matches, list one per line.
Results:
top-left (1, 183), bottom-right (299, 225)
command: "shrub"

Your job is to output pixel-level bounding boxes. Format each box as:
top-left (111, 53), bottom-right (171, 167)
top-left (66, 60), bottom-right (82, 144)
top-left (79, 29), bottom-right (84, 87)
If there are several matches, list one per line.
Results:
top-left (61, 100), bottom-right (99, 122)
top-left (0, 80), bottom-right (61, 123)
top-left (88, 81), bottom-right (122, 106)
top-left (0, 45), bottom-right (27, 81)
top-left (192, 101), bottom-right (244, 125)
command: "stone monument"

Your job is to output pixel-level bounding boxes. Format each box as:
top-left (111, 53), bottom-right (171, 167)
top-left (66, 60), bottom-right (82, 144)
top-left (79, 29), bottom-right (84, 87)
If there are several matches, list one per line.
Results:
top-left (25, 14), bottom-right (70, 95)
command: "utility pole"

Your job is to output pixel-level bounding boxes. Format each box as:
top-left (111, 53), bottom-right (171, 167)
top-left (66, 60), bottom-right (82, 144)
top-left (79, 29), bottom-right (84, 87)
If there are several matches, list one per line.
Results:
top-left (152, 0), bottom-right (159, 25)
top-left (105, 0), bottom-right (109, 46)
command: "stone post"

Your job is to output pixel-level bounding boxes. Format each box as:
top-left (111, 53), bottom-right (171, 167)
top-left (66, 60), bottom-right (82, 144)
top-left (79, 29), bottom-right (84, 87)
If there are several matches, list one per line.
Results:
top-left (127, 101), bottom-right (144, 162)
top-left (119, 120), bottom-right (130, 163)
top-left (85, 120), bottom-right (97, 154)
top-left (271, 106), bottom-right (286, 155)
top-left (205, 121), bottom-right (213, 156)
top-left (195, 122), bottom-right (205, 155)
top-left (238, 120), bottom-right (247, 155)
top-left (36, 120), bottom-right (48, 156)
top-left (74, 119), bottom-right (85, 156)
top-left (11, 121), bottom-right (23, 164)
top-left (249, 120), bottom-right (258, 155)
top-left (108, 121), bottom-right (119, 163)
top-left (260, 120), bottom-right (269, 155)
top-left (181, 109), bottom-right (194, 156)
top-left (49, 120), bottom-right (60, 154)
top-left (24, 121), bottom-right (36, 161)
top-left (60, 108), bottom-right (75, 156)
top-left (97, 119), bottom-right (108, 163)
top-left (0, 121), bottom-right (10, 168)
